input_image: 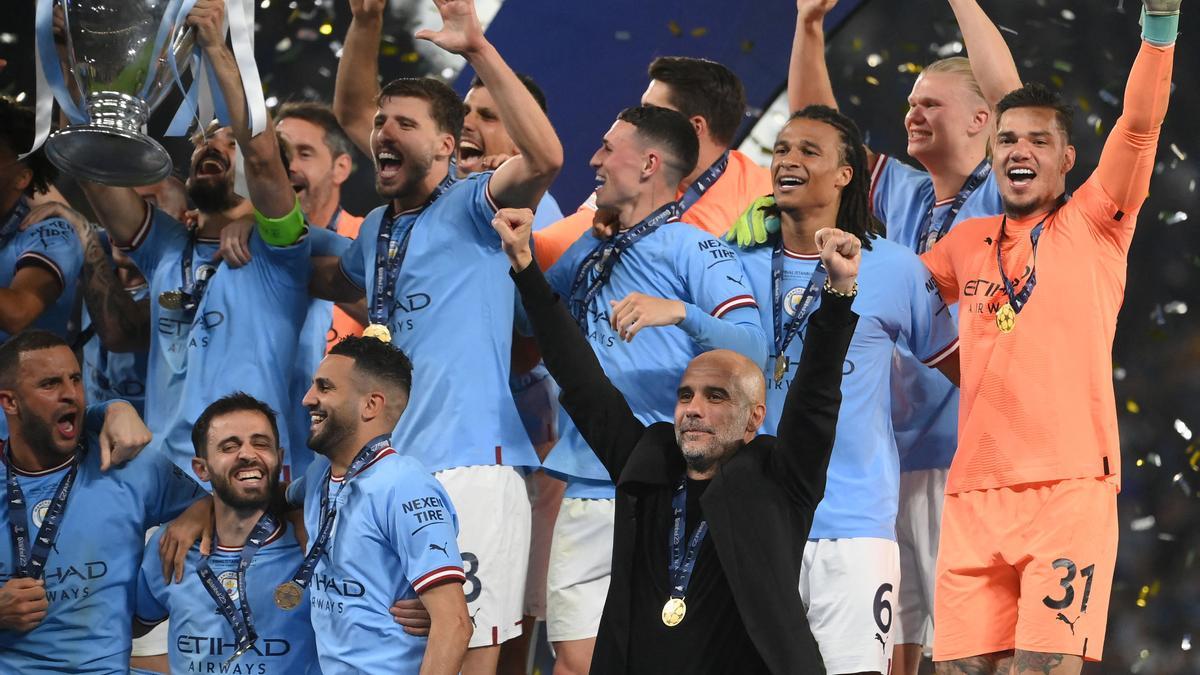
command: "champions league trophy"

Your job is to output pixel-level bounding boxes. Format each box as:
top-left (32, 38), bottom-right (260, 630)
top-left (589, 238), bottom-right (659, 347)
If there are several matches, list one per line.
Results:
top-left (39, 0), bottom-right (197, 187)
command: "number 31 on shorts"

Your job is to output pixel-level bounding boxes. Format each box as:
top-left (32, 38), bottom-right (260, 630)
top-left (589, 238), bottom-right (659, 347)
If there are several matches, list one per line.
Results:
top-left (1042, 558), bottom-right (1095, 615)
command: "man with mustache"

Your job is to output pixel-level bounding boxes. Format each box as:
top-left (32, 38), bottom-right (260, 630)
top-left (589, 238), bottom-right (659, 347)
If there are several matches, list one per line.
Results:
top-left (489, 205), bottom-right (858, 674)
top-left (312, 1), bottom-right (562, 671)
top-left (920, 3), bottom-right (1181, 671)
top-left (0, 330), bottom-right (203, 673)
top-left (134, 393), bottom-right (318, 674)
top-left (76, 0), bottom-right (346, 482)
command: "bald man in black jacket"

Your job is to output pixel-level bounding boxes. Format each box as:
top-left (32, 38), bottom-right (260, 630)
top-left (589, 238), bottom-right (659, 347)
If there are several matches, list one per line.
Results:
top-left (491, 207), bottom-right (860, 674)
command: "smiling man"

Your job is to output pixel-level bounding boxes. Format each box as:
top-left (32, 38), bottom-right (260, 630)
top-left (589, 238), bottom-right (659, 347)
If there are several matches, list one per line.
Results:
top-left (920, 3), bottom-right (1180, 672)
top-left (134, 393), bottom-right (318, 674)
top-left (490, 205), bottom-right (859, 674)
top-left (312, 1), bottom-right (562, 671)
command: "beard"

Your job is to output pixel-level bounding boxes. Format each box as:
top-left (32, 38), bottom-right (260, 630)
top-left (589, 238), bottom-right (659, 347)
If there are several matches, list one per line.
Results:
top-left (375, 150), bottom-right (435, 202)
top-left (210, 467), bottom-right (278, 511)
top-left (187, 176), bottom-right (239, 214)
top-left (18, 410), bottom-right (75, 459)
top-left (307, 406), bottom-right (355, 458)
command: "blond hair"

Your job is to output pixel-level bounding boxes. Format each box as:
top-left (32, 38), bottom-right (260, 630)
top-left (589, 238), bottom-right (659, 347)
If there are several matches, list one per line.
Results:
top-left (923, 57), bottom-right (987, 106)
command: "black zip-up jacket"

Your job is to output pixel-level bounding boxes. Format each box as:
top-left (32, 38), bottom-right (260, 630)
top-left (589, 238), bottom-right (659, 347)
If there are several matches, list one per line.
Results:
top-left (511, 260), bottom-right (856, 675)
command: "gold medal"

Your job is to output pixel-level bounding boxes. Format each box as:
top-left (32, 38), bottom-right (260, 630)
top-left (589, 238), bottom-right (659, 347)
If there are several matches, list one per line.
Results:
top-left (995, 302), bottom-right (1017, 333)
top-left (362, 323), bottom-right (392, 343)
top-left (274, 581), bottom-right (303, 610)
top-left (773, 355), bottom-right (789, 384)
top-left (661, 597), bottom-right (687, 627)
top-left (158, 290), bottom-right (184, 310)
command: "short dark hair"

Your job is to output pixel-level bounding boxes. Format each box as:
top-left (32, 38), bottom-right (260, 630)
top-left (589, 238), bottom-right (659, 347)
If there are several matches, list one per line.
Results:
top-left (786, 106), bottom-right (880, 250)
top-left (647, 57), bottom-right (746, 147)
top-left (191, 392), bottom-right (280, 458)
top-left (0, 331), bottom-right (71, 389)
top-left (468, 73), bottom-right (548, 113)
top-left (0, 98), bottom-right (59, 195)
top-left (276, 101), bottom-right (355, 159)
top-left (378, 78), bottom-right (465, 143)
top-left (616, 105), bottom-right (700, 185)
top-left (329, 335), bottom-right (414, 398)
top-left (996, 83), bottom-right (1075, 143)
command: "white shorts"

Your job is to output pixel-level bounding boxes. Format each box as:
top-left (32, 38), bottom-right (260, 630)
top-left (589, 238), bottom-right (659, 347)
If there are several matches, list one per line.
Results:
top-left (895, 467), bottom-right (948, 648)
top-left (435, 464), bottom-right (532, 648)
top-left (799, 537), bottom-right (901, 674)
top-left (546, 497), bottom-right (615, 643)
top-left (132, 526), bottom-right (168, 657)
top-left (523, 471), bottom-right (564, 618)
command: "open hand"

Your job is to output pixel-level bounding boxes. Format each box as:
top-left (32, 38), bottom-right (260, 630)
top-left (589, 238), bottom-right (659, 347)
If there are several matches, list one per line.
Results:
top-left (215, 217), bottom-right (254, 267)
top-left (609, 293), bottom-right (686, 342)
top-left (414, 0), bottom-right (487, 56)
top-left (389, 597), bottom-right (432, 636)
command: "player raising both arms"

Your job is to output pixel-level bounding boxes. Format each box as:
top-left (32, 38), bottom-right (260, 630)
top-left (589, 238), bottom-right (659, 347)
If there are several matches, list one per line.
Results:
top-left (921, 2), bottom-right (1180, 672)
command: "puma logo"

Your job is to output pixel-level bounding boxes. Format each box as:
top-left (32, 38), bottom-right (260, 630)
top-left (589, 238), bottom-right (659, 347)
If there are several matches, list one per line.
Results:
top-left (429, 542), bottom-right (449, 557)
top-left (469, 607), bottom-right (482, 627)
top-left (984, 236), bottom-right (994, 245)
top-left (1056, 612), bottom-right (1079, 635)
top-left (874, 633), bottom-right (886, 651)
top-left (726, 274), bottom-right (744, 287)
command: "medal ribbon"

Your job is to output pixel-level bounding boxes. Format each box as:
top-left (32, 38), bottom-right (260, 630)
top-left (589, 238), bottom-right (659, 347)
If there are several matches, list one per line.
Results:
top-left (917, 160), bottom-right (991, 254)
top-left (283, 435), bottom-right (391, 591)
top-left (995, 197), bottom-right (1064, 316)
top-left (5, 443), bottom-right (84, 580)
top-left (676, 151), bottom-right (729, 214)
top-left (177, 229), bottom-right (216, 313)
top-left (771, 241), bottom-right (827, 363)
top-left (195, 511), bottom-right (278, 664)
top-left (567, 202), bottom-right (680, 329)
top-left (667, 479), bottom-right (708, 600)
top-left (369, 174), bottom-right (456, 327)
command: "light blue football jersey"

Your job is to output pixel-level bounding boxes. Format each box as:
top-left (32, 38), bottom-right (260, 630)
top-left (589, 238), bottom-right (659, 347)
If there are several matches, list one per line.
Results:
top-left (123, 208), bottom-right (333, 483)
top-left (0, 197), bottom-right (83, 343)
top-left (136, 523), bottom-right (320, 674)
top-left (532, 190), bottom-right (564, 231)
top-left (339, 173), bottom-right (539, 472)
top-left (542, 220), bottom-right (765, 499)
top-left (0, 432), bottom-right (203, 673)
top-left (740, 235), bottom-right (958, 539)
top-left (294, 450), bottom-right (465, 674)
top-left (870, 155), bottom-right (1002, 471)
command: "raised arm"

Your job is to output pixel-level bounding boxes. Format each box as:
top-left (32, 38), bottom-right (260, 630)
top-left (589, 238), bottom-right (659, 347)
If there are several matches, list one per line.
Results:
top-left (1093, 5), bottom-right (1177, 215)
top-left (417, 0), bottom-right (563, 209)
top-left (79, 182), bottom-right (151, 248)
top-left (787, 0), bottom-right (839, 113)
top-left (772, 228), bottom-right (859, 511)
top-left (334, 0), bottom-right (387, 156)
top-left (948, 0), bottom-right (1021, 106)
top-left (494, 208), bottom-right (646, 480)
top-left (188, 0), bottom-right (297, 224)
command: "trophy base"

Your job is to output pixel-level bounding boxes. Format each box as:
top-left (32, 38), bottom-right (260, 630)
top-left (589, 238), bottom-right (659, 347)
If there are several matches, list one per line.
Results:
top-left (45, 126), bottom-right (173, 188)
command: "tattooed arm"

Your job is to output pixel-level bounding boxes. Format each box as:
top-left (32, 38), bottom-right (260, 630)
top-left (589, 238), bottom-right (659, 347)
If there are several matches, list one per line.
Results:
top-left (22, 202), bottom-right (151, 352)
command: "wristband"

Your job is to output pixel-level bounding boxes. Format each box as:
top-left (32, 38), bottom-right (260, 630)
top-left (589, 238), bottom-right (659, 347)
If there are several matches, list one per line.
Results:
top-left (823, 279), bottom-right (858, 299)
top-left (1142, 6), bottom-right (1180, 46)
top-left (254, 198), bottom-right (306, 246)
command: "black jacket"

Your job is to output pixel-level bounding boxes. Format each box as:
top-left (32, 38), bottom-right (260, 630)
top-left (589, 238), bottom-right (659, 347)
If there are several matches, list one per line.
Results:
top-left (512, 261), bottom-right (856, 675)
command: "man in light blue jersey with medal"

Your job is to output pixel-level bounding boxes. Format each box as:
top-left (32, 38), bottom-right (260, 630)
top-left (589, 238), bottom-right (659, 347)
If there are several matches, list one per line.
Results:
top-left (310, 1), bottom-right (562, 668)
top-left (735, 107), bottom-right (960, 675)
top-left (278, 336), bottom-right (470, 674)
top-left (771, 2), bottom-right (1020, 669)
top-left (538, 105), bottom-right (765, 672)
top-left (135, 393), bottom-right (317, 674)
top-left (0, 331), bottom-right (204, 673)
top-left (79, 0), bottom-right (345, 484)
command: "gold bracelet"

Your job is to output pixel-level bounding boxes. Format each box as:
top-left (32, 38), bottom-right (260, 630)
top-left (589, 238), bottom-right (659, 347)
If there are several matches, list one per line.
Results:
top-left (823, 279), bottom-right (858, 298)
